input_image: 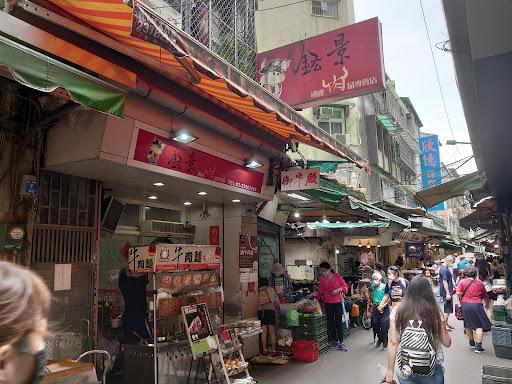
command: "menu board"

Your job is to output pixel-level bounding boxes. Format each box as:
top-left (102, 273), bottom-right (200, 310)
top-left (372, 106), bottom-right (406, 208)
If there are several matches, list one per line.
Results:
top-left (157, 270), bottom-right (219, 294)
top-left (129, 244), bottom-right (221, 273)
top-left (181, 304), bottom-right (217, 359)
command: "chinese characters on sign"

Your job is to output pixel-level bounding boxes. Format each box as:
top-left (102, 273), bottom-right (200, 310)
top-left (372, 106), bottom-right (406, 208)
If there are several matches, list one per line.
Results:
top-left (258, 17), bottom-right (385, 108)
top-left (419, 135), bottom-right (444, 211)
top-left (239, 235), bottom-right (259, 269)
top-left (280, 168), bottom-right (320, 192)
top-left (129, 244), bottom-right (221, 273)
top-left (133, 129), bottom-right (264, 193)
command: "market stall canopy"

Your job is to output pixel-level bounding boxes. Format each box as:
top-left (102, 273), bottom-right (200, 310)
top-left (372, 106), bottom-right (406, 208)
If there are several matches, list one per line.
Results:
top-left (307, 221), bottom-right (390, 229)
top-left (36, 0), bottom-right (368, 168)
top-left (346, 196), bottom-right (411, 227)
top-left (375, 201), bottom-right (426, 218)
top-left (460, 198), bottom-right (499, 230)
top-left (301, 177), bottom-right (366, 208)
top-left (414, 172), bottom-right (486, 208)
top-left (0, 33), bottom-right (125, 116)
top-left (394, 226), bottom-right (450, 243)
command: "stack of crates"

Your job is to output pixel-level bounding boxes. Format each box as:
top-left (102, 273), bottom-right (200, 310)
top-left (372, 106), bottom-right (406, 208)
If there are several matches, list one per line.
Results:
top-left (295, 314), bottom-right (329, 354)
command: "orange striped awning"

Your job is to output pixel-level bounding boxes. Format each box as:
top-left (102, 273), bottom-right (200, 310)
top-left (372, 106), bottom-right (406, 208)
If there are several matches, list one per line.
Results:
top-left (44, 0), bottom-right (367, 167)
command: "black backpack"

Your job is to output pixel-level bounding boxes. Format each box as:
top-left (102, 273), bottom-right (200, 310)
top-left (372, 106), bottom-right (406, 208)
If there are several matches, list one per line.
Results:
top-left (397, 320), bottom-right (436, 376)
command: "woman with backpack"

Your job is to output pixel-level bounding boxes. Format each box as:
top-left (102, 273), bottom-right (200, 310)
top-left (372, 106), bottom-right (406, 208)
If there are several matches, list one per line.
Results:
top-left (456, 266), bottom-right (492, 353)
top-left (258, 277), bottom-right (280, 356)
top-left (386, 276), bottom-right (451, 384)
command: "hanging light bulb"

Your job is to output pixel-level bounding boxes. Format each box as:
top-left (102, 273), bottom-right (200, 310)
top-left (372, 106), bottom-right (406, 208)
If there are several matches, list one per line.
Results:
top-left (322, 215), bottom-right (329, 224)
top-left (358, 240), bottom-right (362, 248)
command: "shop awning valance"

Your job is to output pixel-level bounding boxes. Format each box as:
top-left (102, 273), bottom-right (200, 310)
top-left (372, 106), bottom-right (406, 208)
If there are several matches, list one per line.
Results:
top-left (307, 160), bottom-right (348, 173)
top-left (0, 34), bottom-right (125, 117)
top-left (307, 221), bottom-right (390, 229)
top-left (302, 177), bottom-right (365, 208)
top-left (347, 196), bottom-right (411, 227)
top-left (414, 172), bottom-right (486, 209)
top-left (42, 0), bottom-right (368, 168)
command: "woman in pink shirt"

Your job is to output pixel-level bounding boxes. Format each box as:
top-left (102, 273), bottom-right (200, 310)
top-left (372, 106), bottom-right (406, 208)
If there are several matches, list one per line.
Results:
top-left (456, 266), bottom-right (491, 353)
top-left (315, 262), bottom-right (349, 351)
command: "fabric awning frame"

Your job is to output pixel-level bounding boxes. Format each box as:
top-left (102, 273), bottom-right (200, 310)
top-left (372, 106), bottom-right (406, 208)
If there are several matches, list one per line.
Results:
top-left (347, 196), bottom-right (411, 227)
top-left (0, 33), bottom-right (125, 117)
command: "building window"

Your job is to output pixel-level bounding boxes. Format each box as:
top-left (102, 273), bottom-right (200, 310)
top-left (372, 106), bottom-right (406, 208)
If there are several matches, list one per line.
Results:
top-left (312, 0), bottom-right (338, 18)
top-left (315, 106), bottom-right (346, 136)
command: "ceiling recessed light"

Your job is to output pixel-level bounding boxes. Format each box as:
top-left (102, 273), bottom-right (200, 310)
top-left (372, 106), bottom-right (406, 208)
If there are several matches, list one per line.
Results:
top-left (232, 199), bottom-right (241, 203)
top-left (293, 211), bottom-right (300, 219)
top-left (172, 129), bottom-right (198, 144)
top-left (153, 182), bottom-right (165, 187)
top-left (145, 206), bottom-right (150, 210)
top-left (148, 195), bottom-right (158, 200)
top-left (184, 202), bottom-right (192, 206)
top-left (198, 192), bottom-right (208, 196)
top-left (245, 157), bottom-right (262, 169)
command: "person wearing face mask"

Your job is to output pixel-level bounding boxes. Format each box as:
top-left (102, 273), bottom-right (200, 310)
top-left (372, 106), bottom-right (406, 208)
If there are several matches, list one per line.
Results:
top-left (370, 272), bottom-right (389, 351)
top-left (0, 261), bottom-right (51, 384)
top-left (381, 266), bottom-right (408, 317)
top-left (314, 262), bottom-right (349, 351)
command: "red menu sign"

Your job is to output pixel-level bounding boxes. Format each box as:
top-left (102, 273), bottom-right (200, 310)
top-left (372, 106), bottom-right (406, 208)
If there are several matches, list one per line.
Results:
top-left (257, 17), bottom-right (385, 109)
top-left (133, 129), bottom-right (264, 193)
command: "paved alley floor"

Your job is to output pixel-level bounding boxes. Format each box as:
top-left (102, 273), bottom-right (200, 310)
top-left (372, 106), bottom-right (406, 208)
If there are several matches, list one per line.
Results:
top-left (250, 319), bottom-right (510, 384)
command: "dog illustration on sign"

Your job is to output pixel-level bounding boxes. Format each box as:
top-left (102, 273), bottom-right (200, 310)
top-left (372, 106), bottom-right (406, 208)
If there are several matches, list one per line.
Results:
top-left (259, 58), bottom-right (291, 98)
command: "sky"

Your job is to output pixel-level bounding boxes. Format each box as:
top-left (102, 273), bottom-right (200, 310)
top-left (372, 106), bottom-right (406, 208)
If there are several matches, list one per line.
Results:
top-left (355, 0), bottom-right (476, 175)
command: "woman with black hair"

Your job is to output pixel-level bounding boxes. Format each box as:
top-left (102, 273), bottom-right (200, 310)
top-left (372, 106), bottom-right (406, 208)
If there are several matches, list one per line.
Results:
top-left (315, 261), bottom-right (349, 351)
top-left (258, 277), bottom-right (279, 356)
top-left (456, 266), bottom-right (492, 353)
top-left (386, 276), bottom-right (451, 384)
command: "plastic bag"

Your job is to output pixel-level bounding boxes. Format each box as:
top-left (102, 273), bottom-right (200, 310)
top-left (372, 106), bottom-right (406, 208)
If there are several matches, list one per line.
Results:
top-left (287, 309), bottom-right (300, 327)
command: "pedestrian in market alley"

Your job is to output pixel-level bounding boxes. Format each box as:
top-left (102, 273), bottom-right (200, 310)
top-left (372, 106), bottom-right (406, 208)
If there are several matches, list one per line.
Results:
top-left (386, 276), bottom-right (451, 384)
top-left (456, 266), bottom-right (492, 353)
top-left (381, 266), bottom-right (408, 316)
top-left (257, 277), bottom-right (280, 356)
top-left (439, 256), bottom-right (455, 331)
top-left (370, 272), bottom-right (389, 351)
top-left (0, 262), bottom-right (52, 384)
top-left (315, 262), bottom-right (349, 351)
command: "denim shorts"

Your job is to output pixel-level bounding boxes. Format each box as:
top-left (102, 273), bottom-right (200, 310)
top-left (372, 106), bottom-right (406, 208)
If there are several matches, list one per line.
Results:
top-left (398, 365), bottom-right (445, 384)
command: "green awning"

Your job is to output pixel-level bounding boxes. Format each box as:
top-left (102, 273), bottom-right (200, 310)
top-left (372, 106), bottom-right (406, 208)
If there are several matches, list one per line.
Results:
top-left (0, 34), bottom-right (125, 117)
top-left (414, 172), bottom-right (487, 209)
top-left (308, 221), bottom-right (390, 229)
top-left (307, 160), bottom-right (347, 173)
top-left (377, 114), bottom-right (396, 132)
top-left (348, 196), bottom-right (411, 227)
top-left (302, 177), bottom-right (365, 208)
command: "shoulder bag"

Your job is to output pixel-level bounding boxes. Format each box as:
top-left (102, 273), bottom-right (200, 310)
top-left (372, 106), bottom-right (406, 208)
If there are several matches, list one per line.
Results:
top-left (455, 278), bottom-right (475, 321)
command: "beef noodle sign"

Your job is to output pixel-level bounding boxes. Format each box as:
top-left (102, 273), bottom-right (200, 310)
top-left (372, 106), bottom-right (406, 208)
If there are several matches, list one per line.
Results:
top-left (258, 17), bottom-right (385, 109)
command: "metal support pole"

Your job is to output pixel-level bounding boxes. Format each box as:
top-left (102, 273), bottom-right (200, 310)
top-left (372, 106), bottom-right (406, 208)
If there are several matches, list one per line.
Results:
top-left (234, 0), bottom-right (238, 69)
top-left (208, 0), bottom-right (212, 50)
top-left (153, 273), bottom-right (158, 384)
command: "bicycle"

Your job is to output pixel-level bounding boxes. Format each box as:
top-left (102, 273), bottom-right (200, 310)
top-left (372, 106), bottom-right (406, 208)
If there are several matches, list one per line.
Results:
top-left (361, 300), bottom-right (372, 330)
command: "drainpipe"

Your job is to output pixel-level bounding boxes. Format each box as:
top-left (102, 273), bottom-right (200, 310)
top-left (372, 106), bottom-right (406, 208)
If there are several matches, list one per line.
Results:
top-left (135, 80), bottom-right (282, 158)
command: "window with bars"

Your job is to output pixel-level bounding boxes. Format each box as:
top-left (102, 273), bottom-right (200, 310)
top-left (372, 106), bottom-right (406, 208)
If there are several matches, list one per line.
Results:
top-left (312, 0), bottom-right (338, 18)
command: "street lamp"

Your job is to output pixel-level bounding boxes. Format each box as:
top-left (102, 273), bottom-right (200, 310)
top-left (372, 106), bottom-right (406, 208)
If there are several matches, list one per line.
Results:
top-left (446, 139), bottom-right (471, 145)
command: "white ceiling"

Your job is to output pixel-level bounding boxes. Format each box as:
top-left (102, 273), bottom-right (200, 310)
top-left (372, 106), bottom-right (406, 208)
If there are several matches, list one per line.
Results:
top-left (45, 159), bottom-right (270, 207)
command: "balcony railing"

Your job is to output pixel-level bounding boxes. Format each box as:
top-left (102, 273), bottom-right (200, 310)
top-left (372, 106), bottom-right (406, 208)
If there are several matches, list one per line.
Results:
top-left (373, 90), bottom-right (408, 132)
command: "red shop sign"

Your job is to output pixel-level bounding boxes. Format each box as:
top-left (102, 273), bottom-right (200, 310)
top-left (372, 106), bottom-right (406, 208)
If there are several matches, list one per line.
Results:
top-left (257, 17), bottom-right (385, 109)
top-left (133, 129), bottom-right (264, 193)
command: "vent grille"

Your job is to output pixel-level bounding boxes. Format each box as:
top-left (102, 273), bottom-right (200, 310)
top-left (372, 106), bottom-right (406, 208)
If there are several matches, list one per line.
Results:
top-left (142, 220), bottom-right (195, 237)
top-left (32, 226), bottom-right (94, 263)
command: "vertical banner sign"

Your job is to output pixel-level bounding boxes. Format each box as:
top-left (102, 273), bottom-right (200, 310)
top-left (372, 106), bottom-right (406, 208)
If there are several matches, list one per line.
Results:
top-left (419, 135), bottom-right (444, 211)
top-left (209, 225), bottom-right (220, 246)
top-left (181, 304), bottom-right (217, 359)
top-left (257, 17), bottom-right (385, 108)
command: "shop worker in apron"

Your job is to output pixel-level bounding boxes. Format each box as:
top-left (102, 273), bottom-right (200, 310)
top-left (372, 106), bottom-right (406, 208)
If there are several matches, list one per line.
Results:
top-left (119, 267), bottom-right (152, 344)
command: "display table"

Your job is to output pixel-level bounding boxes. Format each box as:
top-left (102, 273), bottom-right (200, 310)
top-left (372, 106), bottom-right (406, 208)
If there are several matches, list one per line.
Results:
top-left (42, 361), bottom-right (97, 384)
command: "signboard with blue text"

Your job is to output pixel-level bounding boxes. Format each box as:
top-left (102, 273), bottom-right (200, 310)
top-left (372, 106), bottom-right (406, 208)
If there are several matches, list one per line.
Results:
top-left (419, 134), bottom-right (444, 211)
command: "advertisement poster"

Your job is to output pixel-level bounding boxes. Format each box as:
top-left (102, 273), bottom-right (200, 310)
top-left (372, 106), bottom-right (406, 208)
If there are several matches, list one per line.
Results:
top-left (257, 17), bottom-right (385, 108)
top-left (129, 244), bottom-right (221, 273)
top-left (239, 235), bottom-right (259, 270)
top-left (419, 134), bottom-right (444, 211)
top-left (181, 304), bottom-right (217, 359)
top-left (280, 168), bottom-right (320, 192)
top-left (133, 129), bottom-right (264, 193)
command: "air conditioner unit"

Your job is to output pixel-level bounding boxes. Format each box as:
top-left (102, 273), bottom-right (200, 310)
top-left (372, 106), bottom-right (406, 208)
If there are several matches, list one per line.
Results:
top-left (141, 220), bottom-right (195, 238)
top-left (334, 133), bottom-right (350, 145)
